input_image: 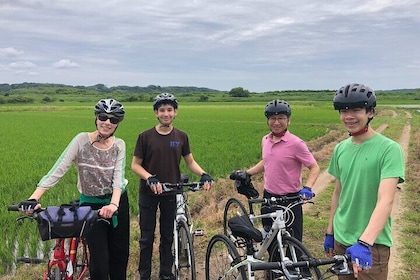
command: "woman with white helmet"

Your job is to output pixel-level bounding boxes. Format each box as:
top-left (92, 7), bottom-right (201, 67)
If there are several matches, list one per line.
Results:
top-left (18, 98), bottom-right (130, 279)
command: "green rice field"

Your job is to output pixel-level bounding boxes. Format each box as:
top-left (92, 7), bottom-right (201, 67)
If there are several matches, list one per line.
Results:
top-left (1, 100), bottom-right (419, 279)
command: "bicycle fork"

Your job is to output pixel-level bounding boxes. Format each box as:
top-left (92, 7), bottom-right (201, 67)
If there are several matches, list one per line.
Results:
top-left (45, 239), bottom-right (68, 280)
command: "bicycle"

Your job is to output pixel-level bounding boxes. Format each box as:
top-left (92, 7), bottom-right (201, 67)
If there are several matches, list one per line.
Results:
top-left (207, 196), bottom-right (322, 280)
top-left (249, 253), bottom-right (352, 279)
top-left (8, 201), bottom-right (105, 280)
top-left (206, 230), bottom-right (352, 280)
top-left (161, 177), bottom-right (205, 280)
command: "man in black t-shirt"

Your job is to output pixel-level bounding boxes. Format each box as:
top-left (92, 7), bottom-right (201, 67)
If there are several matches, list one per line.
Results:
top-left (131, 93), bottom-right (214, 280)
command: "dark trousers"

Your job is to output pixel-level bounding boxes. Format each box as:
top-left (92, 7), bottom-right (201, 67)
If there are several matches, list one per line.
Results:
top-left (261, 190), bottom-right (303, 241)
top-left (85, 192), bottom-right (130, 280)
top-left (138, 193), bottom-right (176, 279)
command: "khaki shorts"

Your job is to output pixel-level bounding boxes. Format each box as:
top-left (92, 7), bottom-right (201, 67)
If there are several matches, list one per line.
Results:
top-left (334, 240), bottom-right (390, 280)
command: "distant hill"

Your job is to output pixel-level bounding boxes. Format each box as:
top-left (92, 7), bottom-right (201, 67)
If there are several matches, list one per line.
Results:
top-left (1, 82), bottom-right (419, 94)
top-left (0, 83), bottom-right (224, 94)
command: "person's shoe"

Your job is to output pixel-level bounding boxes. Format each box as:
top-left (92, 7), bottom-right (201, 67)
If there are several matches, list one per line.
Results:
top-left (159, 273), bottom-right (175, 280)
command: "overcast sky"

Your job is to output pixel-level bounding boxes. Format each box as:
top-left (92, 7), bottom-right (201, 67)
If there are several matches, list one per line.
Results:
top-left (1, 0), bottom-right (419, 92)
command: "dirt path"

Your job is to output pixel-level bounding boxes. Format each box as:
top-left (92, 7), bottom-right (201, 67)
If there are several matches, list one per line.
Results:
top-left (388, 112), bottom-right (412, 279)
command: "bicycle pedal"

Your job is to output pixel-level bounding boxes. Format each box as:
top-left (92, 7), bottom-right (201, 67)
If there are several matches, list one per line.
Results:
top-left (194, 229), bottom-right (204, 236)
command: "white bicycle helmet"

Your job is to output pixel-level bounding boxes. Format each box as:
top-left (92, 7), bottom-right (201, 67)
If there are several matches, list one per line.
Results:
top-left (94, 99), bottom-right (125, 121)
top-left (153, 93), bottom-right (178, 110)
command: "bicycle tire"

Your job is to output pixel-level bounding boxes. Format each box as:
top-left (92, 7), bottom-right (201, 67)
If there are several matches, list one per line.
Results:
top-left (205, 234), bottom-right (247, 280)
top-left (174, 220), bottom-right (196, 280)
top-left (52, 265), bottom-right (62, 280)
top-left (267, 235), bottom-right (322, 280)
top-left (223, 197), bottom-right (248, 237)
top-left (73, 238), bottom-right (89, 280)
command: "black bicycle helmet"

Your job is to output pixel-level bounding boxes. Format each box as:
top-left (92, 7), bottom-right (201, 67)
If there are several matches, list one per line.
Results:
top-left (333, 83), bottom-right (376, 110)
top-left (153, 93), bottom-right (178, 110)
top-left (94, 99), bottom-right (125, 121)
top-left (264, 99), bottom-right (291, 118)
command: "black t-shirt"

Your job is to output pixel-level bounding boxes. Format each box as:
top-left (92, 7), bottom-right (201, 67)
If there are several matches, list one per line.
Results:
top-left (133, 127), bottom-right (191, 195)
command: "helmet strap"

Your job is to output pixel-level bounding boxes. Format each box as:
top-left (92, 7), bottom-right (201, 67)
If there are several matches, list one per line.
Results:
top-left (92, 120), bottom-right (117, 145)
top-left (348, 125), bottom-right (368, 136)
top-left (348, 117), bottom-right (371, 136)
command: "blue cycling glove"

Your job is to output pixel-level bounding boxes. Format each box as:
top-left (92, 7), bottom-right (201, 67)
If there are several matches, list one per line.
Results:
top-left (299, 186), bottom-right (314, 199)
top-left (323, 233), bottom-right (334, 253)
top-left (345, 240), bottom-right (372, 269)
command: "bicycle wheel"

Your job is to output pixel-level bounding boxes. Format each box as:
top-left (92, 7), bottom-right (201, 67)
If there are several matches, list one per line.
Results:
top-left (223, 197), bottom-right (248, 237)
top-left (174, 220), bottom-right (196, 280)
top-left (267, 235), bottom-right (322, 280)
top-left (51, 265), bottom-right (62, 280)
top-left (73, 238), bottom-right (89, 280)
top-left (205, 234), bottom-right (246, 280)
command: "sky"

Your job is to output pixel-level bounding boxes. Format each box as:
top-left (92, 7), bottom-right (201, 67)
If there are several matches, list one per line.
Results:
top-left (0, 0), bottom-right (419, 92)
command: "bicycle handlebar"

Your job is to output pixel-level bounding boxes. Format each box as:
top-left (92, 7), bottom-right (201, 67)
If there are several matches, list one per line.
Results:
top-left (162, 182), bottom-right (204, 193)
top-left (8, 205), bottom-right (43, 213)
top-left (248, 195), bottom-right (302, 205)
top-left (251, 254), bottom-right (352, 276)
top-left (8, 204), bottom-right (111, 223)
top-left (8, 205), bottom-right (20, 212)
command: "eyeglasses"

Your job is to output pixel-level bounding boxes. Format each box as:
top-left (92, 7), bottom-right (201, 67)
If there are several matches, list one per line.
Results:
top-left (97, 113), bottom-right (119, 124)
top-left (268, 116), bottom-right (288, 122)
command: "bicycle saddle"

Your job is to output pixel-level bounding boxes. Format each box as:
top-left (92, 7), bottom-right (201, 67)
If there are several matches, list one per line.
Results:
top-left (228, 215), bottom-right (263, 242)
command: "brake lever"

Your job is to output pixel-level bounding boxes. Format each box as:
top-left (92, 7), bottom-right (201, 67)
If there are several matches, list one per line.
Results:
top-left (330, 255), bottom-right (352, 275)
top-left (16, 215), bottom-right (34, 222)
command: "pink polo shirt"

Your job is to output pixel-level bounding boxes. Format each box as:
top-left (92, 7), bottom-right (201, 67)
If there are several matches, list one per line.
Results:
top-left (262, 131), bottom-right (316, 195)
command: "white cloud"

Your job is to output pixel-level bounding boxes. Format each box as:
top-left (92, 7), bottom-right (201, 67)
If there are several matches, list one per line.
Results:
top-left (53, 59), bottom-right (80, 69)
top-left (0, 47), bottom-right (24, 57)
top-left (9, 61), bottom-right (36, 69)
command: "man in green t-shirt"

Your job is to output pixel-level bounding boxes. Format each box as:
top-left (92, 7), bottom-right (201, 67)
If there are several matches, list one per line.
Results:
top-left (324, 83), bottom-right (405, 279)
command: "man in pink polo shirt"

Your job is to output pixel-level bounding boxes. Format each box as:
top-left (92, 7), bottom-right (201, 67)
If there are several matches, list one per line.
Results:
top-left (245, 99), bottom-right (320, 242)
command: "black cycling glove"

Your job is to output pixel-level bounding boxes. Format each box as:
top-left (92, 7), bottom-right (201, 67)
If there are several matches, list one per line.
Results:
top-left (146, 175), bottom-right (160, 186)
top-left (200, 173), bottom-right (214, 184)
top-left (230, 170), bottom-right (251, 183)
top-left (18, 199), bottom-right (39, 212)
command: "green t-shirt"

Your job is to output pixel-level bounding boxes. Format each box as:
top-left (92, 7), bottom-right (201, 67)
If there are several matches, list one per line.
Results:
top-left (328, 133), bottom-right (405, 247)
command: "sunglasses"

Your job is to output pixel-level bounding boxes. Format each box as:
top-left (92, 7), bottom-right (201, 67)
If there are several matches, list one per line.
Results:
top-left (97, 113), bottom-right (120, 124)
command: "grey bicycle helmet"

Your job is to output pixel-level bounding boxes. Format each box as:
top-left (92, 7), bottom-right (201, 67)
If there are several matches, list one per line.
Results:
top-left (153, 93), bottom-right (178, 110)
top-left (333, 83), bottom-right (376, 110)
top-left (94, 99), bottom-right (125, 121)
top-left (264, 99), bottom-right (291, 118)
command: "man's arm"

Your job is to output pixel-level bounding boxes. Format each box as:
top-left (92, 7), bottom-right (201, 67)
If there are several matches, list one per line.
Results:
top-left (183, 153), bottom-right (206, 176)
top-left (304, 162), bottom-right (320, 187)
top-left (184, 153), bottom-right (213, 190)
top-left (131, 156), bottom-right (152, 180)
top-left (358, 177), bottom-right (398, 245)
top-left (246, 160), bottom-right (264, 176)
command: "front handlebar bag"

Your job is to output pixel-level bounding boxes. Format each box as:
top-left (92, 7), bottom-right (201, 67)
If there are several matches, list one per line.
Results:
top-left (36, 205), bottom-right (97, 241)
